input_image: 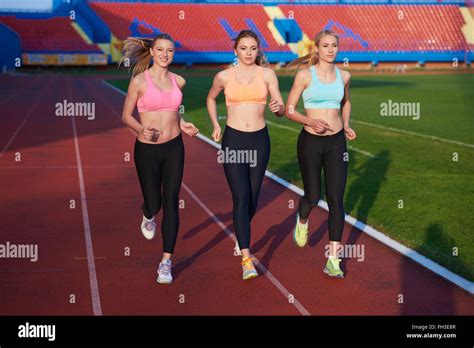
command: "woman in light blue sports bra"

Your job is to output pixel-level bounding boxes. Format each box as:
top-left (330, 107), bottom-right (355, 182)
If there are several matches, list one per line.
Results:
top-left (285, 30), bottom-right (357, 278)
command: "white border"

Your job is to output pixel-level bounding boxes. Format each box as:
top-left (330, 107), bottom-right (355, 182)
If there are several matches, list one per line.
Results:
top-left (70, 80), bottom-right (103, 315)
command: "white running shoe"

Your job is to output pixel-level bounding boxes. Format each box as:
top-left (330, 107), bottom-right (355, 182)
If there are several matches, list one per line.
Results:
top-left (141, 215), bottom-right (156, 240)
top-left (156, 259), bottom-right (173, 284)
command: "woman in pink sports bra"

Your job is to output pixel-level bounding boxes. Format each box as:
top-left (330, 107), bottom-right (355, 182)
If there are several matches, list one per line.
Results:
top-left (121, 33), bottom-right (199, 284)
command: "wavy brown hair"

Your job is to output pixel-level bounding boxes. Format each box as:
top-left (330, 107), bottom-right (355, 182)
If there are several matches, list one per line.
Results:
top-left (119, 33), bottom-right (174, 77)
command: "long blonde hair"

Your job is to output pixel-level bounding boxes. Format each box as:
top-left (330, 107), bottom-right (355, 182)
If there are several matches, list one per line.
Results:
top-left (287, 30), bottom-right (339, 70)
top-left (119, 33), bottom-right (174, 77)
top-left (233, 30), bottom-right (269, 67)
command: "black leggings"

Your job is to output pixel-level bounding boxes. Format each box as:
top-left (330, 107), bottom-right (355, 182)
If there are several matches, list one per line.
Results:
top-left (134, 133), bottom-right (184, 253)
top-left (221, 125), bottom-right (270, 250)
top-left (297, 128), bottom-right (347, 242)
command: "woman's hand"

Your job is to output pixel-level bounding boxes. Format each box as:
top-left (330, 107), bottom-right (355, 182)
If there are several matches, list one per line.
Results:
top-left (308, 118), bottom-right (333, 134)
top-left (140, 126), bottom-right (160, 142)
top-left (344, 126), bottom-right (357, 140)
top-left (212, 124), bottom-right (222, 142)
top-left (269, 98), bottom-right (282, 115)
top-left (180, 121), bottom-right (199, 137)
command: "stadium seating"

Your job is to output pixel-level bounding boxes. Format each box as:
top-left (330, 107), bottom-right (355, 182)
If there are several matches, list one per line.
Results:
top-left (0, 1), bottom-right (471, 63)
top-left (89, 3), bottom-right (291, 53)
top-left (0, 16), bottom-right (102, 53)
top-left (278, 5), bottom-right (469, 52)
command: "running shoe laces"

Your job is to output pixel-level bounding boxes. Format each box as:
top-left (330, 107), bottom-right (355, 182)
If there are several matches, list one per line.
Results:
top-left (241, 257), bottom-right (255, 270)
top-left (159, 262), bottom-right (171, 276)
top-left (144, 220), bottom-right (156, 232)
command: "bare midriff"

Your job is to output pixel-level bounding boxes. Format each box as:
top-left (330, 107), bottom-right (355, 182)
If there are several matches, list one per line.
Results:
top-left (137, 110), bottom-right (181, 144)
top-left (226, 103), bottom-right (266, 132)
top-left (304, 108), bottom-right (343, 136)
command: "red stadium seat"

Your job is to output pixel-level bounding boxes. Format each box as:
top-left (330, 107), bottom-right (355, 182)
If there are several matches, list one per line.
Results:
top-left (0, 16), bottom-right (103, 53)
top-left (278, 4), bottom-right (468, 52)
top-left (90, 3), bottom-right (290, 52)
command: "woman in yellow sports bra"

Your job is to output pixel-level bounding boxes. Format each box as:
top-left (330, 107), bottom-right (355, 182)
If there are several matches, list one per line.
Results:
top-left (286, 30), bottom-right (357, 278)
top-left (206, 29), bottom-right (285, 280)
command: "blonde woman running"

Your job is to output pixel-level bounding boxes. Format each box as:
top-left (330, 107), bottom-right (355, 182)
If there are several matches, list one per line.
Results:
top-left (286, 30), bottom-right (356, 278)
top-left (121, 33), bottom-right (199, 284)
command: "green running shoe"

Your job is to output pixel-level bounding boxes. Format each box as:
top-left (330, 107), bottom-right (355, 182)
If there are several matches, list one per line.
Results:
top-left (293, 214), bottom-right (309, 248)
top-left (323, 258), bottom-right (344, 278)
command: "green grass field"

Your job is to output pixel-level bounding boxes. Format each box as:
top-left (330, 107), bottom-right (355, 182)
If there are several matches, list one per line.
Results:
top-left (109, 71), bottom-right (474, 281)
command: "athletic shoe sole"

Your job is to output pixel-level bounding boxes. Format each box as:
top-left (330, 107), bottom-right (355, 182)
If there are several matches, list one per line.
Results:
top-left (243, 273), bottom-right (259, 280)
top-left (156, 277), bottom-right (173, 284)
top-left (323, 267), bottom-right (344, 278)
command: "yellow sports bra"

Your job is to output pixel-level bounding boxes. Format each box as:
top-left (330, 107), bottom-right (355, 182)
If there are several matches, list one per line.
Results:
top-left (224, 65), bottom-right (268, 106)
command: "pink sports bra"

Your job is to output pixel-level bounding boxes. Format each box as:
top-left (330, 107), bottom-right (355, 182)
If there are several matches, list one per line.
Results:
top-left (137, 70), bottom-right (182, 113)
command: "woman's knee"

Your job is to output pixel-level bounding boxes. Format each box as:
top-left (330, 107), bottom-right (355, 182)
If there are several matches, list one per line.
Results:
top-left (326, 191), bottom-right (344, 211)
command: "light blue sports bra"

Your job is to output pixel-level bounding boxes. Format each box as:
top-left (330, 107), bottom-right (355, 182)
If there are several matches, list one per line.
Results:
top-left (302, 65), bottom-right (344, 109)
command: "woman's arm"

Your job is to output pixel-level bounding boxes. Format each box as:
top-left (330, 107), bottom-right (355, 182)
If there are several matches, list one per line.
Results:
top-left (340, 70), bottom-right (356, 140)
top-left (265, 68), bottom-right (285, 117)
top-left (285, 69), bottom-right (331, 134)
top-left (206, 71), bottom-right (226, 142)
top-left (341, 71), bottom-right (351, 127)
top-left (175, 73), bottom-right (186, 127)
top-left (121, 75), bottom-right (153, 139)
top-left (174, 74), bottom-right (198, 137)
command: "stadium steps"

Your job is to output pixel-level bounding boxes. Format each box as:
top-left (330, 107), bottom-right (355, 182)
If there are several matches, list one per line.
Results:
top-left (262, 7), bottom-right (287, 46)
top-left (89, 3), bottom-right (291, 52)
top-left (71, 20), bottom-right (110, 55)
top-left (459, 7), bottom-right (474, 46)
top-left (71, 21), bottom-right (93, 44)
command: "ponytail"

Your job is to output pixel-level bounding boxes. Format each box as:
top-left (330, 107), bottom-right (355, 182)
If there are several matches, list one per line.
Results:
top-left (286, 49), bottom-right (318, 71)
top-left (287, 29), bottom-right (339, 71)
top-left (256, 49), bottom-right (269, 67)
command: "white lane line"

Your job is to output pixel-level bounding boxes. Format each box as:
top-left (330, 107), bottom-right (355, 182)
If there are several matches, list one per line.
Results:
top-left (102, 79), bottom-right (474, 295)
top-left (102, 79), bottom-right (311, 315)
top-left (184, 80), bottom-right (474, 149)
top-left (265, 120), bottom-right (376, 158)
top-left (101, 79), bottom-right (128, 98)
top-left (69, 78), bottom-right (103, 315)
top-left (351, 119), bottom-right (474, 148)
top-left (105, 79), bottom-right (474, 149)
top-left (182, 183), bottom-right (311, 316)
top-left (104, 78), bottom-right (372, 159)
top-left (197, 131), bottom-right (474, 295)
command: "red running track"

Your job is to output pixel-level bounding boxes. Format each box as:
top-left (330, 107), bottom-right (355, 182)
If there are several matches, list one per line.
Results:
top-left (0, 74), bottom-right (473, 315)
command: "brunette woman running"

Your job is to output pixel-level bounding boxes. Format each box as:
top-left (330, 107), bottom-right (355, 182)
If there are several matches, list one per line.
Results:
top-left (121, 33), bottom-right (199, 284)
top-left (206, 30), bottom-right (285, 280)
top-left (286, 30), bottom-right (357, 278)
